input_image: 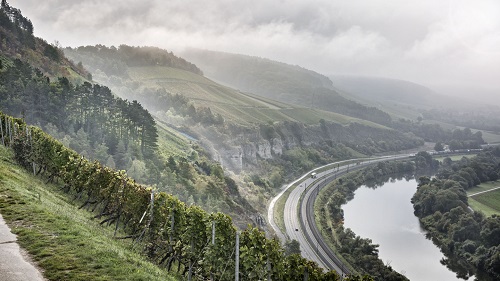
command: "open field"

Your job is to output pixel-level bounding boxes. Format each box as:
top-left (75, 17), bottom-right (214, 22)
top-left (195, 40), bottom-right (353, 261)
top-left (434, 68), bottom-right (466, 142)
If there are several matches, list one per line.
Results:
top-left (468, 181), bottom-right (500, 217)
top-left (0, 146), bottom-right (177, 281)
top-left (481, 131), bottom-right (500, 145)
top-left (434, 154), bottom-right (475, 162)
top-left (467, 181), bottom-right (500, 195)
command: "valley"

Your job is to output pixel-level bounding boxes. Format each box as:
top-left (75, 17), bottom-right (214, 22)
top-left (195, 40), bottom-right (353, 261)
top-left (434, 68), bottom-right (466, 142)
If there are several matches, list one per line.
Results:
top-left (1, 1), bottom-right (500, 280)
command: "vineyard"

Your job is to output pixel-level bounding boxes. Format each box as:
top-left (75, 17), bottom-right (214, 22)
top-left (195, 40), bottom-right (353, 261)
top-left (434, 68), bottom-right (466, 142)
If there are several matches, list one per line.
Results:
top-left (0, 111), bottom-right (373, 281)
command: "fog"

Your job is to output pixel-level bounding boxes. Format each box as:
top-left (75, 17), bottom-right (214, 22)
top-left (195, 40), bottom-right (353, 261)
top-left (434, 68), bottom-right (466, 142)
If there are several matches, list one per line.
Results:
top-left (10, 0), bottom-right (500, 103)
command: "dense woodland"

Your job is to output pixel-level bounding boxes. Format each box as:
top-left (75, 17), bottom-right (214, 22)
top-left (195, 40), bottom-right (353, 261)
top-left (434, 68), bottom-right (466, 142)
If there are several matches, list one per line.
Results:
top-left (0, 57), bottom-right (158, 168)
top-left (393, 119), bottom-right (486, 150)
top-left (0, 0), bottom-right (34, 49)
top-left (0, 0), bottom-right (91, 80)
top-left (412, 149), bottom-right (500, 280)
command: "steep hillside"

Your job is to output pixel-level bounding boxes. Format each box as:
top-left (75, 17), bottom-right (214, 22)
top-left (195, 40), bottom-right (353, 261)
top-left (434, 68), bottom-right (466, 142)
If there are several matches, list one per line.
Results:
top-left (329, 75), bottom-right (453, 119)
top-left (0, 1), bottom-right (258, 228)
top-left (0, 1), bottom-right (90, 82)
top-left (64, 45), bottom-right (425, 179)
top-left (0, 145), bottom-right (177, 281)
top-left (64, 45), bottom-right (381, 127)
top-left (181, 48), bottom-right (393, 126)
top-left (181, 49), bottom-right (334, 93)
top-left (330, 75), bottom-right (500, 139)
top-left (0, 111), bottom-right (362, 281)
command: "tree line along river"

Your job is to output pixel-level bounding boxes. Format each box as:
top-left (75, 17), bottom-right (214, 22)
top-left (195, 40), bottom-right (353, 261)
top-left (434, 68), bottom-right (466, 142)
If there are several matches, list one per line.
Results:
top-left (342, 177), bottom-right (467, 281)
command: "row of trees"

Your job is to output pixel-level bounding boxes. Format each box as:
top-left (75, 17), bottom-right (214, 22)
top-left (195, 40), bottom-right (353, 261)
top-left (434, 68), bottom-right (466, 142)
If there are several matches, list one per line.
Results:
top-left (1, 111), bottom-right (373, 280)
top-left (64, 45), bottom-right (203, 77)
top-left (0, 57), bottom-right (159, 158)
top-left (412, 149), bottom-right (500, 280)
top-left (393, 119), bottom-right (485, 149)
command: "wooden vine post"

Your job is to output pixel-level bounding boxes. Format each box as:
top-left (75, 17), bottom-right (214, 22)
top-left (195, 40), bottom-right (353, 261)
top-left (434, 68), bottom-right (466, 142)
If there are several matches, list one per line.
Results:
top-left (235, 232), bottom-right (239, 281)
top-left (211, 221), bottom-right (215, 281)
top-left (7, 117), bottom-right (12, 146)
top-left (0, 116), bottom-right (4, 146)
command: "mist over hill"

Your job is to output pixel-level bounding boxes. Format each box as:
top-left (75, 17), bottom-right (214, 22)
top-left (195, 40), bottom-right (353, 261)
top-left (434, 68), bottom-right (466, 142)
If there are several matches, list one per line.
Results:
top-left (329, 75), bottom-right (450, 120)
top-left (329, 75), bottom-right (500, 136)
top-left (181, 48), bottom-right (393, 127)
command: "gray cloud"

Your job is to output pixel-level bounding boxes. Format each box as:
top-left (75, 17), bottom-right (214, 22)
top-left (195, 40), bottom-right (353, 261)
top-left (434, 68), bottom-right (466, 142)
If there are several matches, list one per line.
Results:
top-left (10, 0), bottom-right (500, 102)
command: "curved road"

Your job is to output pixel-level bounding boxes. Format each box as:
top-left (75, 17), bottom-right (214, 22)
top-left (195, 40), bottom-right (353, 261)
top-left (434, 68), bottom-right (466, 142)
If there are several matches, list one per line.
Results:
top-left (268, 154), bottom-right (413, 274)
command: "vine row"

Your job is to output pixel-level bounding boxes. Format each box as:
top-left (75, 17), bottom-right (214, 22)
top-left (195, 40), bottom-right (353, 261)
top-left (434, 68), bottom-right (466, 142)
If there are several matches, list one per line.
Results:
top-left (0, 111), bottom-right (373, 281)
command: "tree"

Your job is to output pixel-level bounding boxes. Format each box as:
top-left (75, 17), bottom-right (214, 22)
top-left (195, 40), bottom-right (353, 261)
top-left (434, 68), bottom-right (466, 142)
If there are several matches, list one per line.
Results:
top-left (105, 155), bottom-right (116, 169)
top-left (434, 142), bottom-right (444, 151)
top-left (284, 239), bottom-right (301, 256)
top-left (128, 159), bottom-right (147, 181)
top-left (113, 140), bottom-right (131, 170)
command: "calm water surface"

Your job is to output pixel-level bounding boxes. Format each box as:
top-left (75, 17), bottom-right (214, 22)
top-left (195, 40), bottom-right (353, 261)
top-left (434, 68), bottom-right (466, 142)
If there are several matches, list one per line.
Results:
top-left (342, 178), bottom-right (463, 281)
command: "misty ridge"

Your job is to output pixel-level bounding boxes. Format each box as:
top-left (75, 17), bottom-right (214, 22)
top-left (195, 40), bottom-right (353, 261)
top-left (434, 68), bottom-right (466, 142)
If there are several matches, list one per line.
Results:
top-left (10, 0), bottom-right (500, 105)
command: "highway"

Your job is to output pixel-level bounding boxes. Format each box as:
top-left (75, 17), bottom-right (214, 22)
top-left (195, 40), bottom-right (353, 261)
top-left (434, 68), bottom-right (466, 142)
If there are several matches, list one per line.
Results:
top-left (268, 154), bottom-right (413, 274)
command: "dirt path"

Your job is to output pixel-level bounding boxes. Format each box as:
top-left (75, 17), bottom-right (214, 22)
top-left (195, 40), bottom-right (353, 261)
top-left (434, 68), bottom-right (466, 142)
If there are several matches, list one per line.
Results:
top-left (0, 214), bottom-right (46, 281)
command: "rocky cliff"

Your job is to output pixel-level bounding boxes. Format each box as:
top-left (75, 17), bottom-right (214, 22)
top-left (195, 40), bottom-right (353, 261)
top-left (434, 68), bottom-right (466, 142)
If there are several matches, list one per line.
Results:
top-left (190, 120), bottom-right (423, 174)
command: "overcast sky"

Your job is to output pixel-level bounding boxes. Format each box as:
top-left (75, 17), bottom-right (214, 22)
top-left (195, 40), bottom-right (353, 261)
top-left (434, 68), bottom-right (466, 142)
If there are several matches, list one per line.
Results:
top-left (10, 0), bottom-right (500, 102)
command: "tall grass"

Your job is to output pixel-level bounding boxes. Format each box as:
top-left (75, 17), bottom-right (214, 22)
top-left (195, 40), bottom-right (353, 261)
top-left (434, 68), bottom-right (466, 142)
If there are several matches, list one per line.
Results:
top-left (0, 146), bottom-right (178, 281)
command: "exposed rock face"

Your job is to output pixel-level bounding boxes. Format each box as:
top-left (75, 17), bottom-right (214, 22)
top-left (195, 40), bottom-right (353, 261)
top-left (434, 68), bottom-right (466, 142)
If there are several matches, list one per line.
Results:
top-left (256, 140), bottom-right (272, 159)
top-left (271, 138), bottom-right (283, 156)
top-left (191, 121), bottom-right (423, 174)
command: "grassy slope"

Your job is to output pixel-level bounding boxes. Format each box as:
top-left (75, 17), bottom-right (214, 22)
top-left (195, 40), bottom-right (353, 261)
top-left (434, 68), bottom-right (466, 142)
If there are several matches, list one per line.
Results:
top-left (127, 65), bottom-right (389, 128)
top-left (64, 48), bottom-right (390, 129)
top-left (0, 146), bottom-right (178, 281)
top-left (467, 181), bottom-right (500, 217)
top-left (155, 119), bottom-right (192, 158)
top-left (180, 49), bottom-right (395, 128)
top-left (329, 75), bottom-right (443, 119)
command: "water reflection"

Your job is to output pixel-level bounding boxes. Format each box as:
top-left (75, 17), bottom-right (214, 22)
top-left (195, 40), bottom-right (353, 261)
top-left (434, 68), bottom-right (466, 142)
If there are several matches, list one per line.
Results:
top-left (342, 176), bottom-right (464, 281)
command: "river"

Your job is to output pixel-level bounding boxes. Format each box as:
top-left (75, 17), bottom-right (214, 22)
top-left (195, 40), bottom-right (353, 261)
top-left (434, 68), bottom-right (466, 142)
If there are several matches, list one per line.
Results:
top-left (342, 177), bottom-right (463, 281)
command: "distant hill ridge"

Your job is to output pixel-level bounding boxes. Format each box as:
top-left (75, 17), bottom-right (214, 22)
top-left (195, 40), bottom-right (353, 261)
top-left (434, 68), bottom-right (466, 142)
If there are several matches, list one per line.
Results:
top-left (64, 45), bottom-right (203, 78)
top-left (181, 48), bottom-right (394, 126)
top-left (182, 48), bottom-right (334, 93)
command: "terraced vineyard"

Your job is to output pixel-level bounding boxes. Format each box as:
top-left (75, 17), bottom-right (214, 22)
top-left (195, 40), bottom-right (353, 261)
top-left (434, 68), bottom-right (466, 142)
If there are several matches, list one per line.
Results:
top-left (125, 65), bottom-right (389, 128)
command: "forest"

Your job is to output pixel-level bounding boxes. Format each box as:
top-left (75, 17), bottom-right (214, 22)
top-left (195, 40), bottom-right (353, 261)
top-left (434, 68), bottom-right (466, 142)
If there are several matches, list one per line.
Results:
top-left (65, 45), bottom-right (203, 77)
top-left (412, 149), bottom-right (500, 280)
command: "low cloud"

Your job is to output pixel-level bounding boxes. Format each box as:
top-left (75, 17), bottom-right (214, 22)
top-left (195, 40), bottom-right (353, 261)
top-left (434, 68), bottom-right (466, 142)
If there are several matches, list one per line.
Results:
top-left (10, 0), bottom-right (500, 102)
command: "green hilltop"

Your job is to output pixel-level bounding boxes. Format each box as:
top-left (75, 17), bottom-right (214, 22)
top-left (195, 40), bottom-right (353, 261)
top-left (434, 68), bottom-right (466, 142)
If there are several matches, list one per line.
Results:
top-left (180, 48), bottom-right (393, 126)
top-left (64, 45), bottom-right (386, 128)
